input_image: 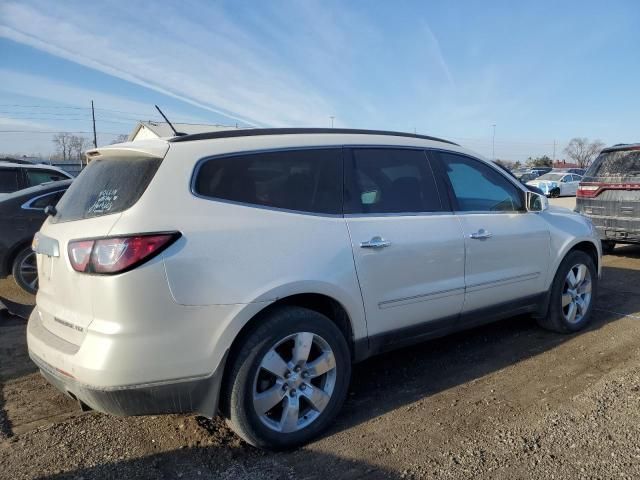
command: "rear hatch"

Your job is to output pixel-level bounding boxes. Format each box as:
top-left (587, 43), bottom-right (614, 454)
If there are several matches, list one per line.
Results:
top-left (35, 143), bottom-right (168, 345)
top-left (576, 147), bottom-right (640, 239)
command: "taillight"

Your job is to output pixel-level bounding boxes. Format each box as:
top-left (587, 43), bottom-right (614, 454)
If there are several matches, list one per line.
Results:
top-left (68, 232), bottom-right (180, 274)
top-left (577, 184), bottom-right (601, 198)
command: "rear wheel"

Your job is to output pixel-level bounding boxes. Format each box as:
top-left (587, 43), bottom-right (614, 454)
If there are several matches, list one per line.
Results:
top-left (601, 240), bottom-right (616, 255)
top-left (222, 306), bottom-right (351, 450)
top-left (12, 246), bottom-right (38, 295)
top-left (537, 250), bottom-right (597, 333)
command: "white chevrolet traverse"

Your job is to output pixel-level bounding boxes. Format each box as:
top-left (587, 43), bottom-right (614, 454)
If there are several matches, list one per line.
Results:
top-left (27, 128), bottom-right (601, 449)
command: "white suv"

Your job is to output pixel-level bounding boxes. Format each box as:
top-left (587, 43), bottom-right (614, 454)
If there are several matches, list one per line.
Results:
top-left (27, 128), bottom-right (601, 449)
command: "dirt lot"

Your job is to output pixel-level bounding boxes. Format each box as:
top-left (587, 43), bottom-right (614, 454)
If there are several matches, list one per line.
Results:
top-left (3, 240), bottom-right (640, 478)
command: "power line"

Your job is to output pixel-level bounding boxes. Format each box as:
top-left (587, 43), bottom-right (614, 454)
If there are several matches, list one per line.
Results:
top-left (0, 130), bottom-right (124, 134)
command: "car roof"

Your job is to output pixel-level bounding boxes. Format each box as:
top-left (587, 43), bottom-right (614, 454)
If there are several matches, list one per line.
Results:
top-left (0, 161), bottom-right (72, 175)
top-left (0, 179), bottom-right (72, 203)
top-left (168, 127), bottom-right (459, 146)
top-left (601, 143), bottom-right (640, 153)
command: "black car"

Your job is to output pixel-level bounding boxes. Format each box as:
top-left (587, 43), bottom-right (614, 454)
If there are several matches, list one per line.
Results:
top-left (0, 180), bottom-right (71, 294)
top-left (575, 144), bottom-right (640, 253)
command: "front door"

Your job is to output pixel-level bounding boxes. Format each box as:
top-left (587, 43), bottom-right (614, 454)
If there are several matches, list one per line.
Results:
top-left (344, 147), bottom-right (465, 339)
top-left (431, 151), bottom-right (550, 313)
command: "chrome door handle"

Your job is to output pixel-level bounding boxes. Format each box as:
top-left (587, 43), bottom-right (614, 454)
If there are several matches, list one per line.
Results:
top-left (360, 236), bottom-right (391, 249)
top-left (469, 229), bottom-right (492, 240)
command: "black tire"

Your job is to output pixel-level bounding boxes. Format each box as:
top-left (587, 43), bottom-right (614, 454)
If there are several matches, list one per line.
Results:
top-left (221, 306), bottom-right (351, 450)
top-left (601, 240), bottom-right (616, 255)
top-left (12, 246), bottom-right (38, 295)
top-left (550, 188), bottom-right (561, 198)
top-left (537, 250), bottom-right (597, 333)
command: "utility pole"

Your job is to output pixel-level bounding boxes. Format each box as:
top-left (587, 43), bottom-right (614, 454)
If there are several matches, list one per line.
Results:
top-left (492, 124), bottom-right (496, 161)
top-left (329, 116), bottom-right (335, 128)
top-left (552, 139), bottom-right (556, 165)
top-left (91, 100), bottom-right (97, 148)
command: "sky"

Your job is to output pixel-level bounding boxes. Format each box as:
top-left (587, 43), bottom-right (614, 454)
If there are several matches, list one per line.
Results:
top-left (0, 0), bottom-right (639, 161)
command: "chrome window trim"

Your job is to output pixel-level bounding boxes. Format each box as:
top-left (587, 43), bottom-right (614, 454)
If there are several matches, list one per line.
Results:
top-left (189, 145), bottom-right (345, 218)
top-left (20, 189), bottom-right (67, 211)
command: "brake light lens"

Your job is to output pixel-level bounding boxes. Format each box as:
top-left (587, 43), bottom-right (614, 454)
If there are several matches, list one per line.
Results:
top-left (68, 232), bottom-right (180, 274)
top-left (577, 184), bottom-right (601, 198)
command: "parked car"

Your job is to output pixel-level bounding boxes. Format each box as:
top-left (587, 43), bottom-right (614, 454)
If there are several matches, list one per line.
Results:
top-left (530, 166), bottom-right (553, 176)
top-left (575, 143), bottom-right (640, 253)
top-left (28, 128), bottom-right (601, 450)
top-left (526, 172), bottom-right (582, 197)
top-left (0, 160), bottom-right (73, 199)
top-left (553, 167), bottom-right (586, 176)
top-left (0, 180), bottom-right (72, 294)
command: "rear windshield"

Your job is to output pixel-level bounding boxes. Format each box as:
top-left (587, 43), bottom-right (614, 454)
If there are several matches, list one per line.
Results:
top-left (587, 150), bottom-right (640, 177)
top-left (52, 156), bottom-right (162, 223)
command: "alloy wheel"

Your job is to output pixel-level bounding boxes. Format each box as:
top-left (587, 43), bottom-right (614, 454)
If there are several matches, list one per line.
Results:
top-left (18, 251), bottom-right (38, 292)
top-left (562, 263), bottom-right (592, 324)
top-left (252, 332), bottom-right (337, 433)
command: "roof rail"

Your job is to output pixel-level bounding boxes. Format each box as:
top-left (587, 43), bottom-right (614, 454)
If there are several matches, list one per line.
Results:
top-left (168, 127), bottom-right (458, 146)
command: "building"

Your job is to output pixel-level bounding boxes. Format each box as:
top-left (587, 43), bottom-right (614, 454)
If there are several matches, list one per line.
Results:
top-left (552, 160), bottom-right (579, 168)
top-left (128, 121), bottom-right (244, 142)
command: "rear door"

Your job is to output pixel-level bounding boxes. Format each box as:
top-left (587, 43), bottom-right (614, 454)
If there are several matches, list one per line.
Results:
top-left (431, 151), bottom-right (550, 313)
top-left (344, 147), bottom-right (465, 340)
top-left (34, 150), bottom-right (166, 345)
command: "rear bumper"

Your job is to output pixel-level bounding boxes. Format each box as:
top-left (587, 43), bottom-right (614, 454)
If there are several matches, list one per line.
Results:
top-left (29, 349), bottom-right (225, 417)
top-left (594, 225), bottom-right (640, 243)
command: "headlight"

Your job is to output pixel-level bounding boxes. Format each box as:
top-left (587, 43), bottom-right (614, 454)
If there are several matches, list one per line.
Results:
top-left (549, 182), bottom-right (558, 188)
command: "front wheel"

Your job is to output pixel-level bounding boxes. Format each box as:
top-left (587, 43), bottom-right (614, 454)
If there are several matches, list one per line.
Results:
top-left (221, 306), bottom-right (351, 450)
top-left (12, 246), bottom-right (38, 295)
top-left (537, 250), bottom-right (597, 333)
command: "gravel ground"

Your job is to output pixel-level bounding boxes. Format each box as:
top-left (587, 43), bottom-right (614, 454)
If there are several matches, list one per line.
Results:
top-left (2, 243), bottom-right (640, 479)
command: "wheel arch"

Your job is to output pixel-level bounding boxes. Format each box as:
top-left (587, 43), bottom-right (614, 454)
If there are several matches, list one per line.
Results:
top-left (3, 239), bottom-right (32, 277)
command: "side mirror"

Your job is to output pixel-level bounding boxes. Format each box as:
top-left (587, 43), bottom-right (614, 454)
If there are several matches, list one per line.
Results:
top-left (526, 191), bottom-right (548, 212)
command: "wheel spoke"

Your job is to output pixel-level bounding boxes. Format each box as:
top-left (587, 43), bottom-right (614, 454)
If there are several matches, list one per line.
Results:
top-left (562, 293), bottom-right (573, 307)
top-left (301, 384), bottom-right (331, 413)
top-left (566, 269), bottom-right (577, 288)
top-left (28, 277), bottom-right (38, 289)
top-left (260, 350), bottom-right (289, 379)
top-left (575, 265), bottom-right (587, 285)
top-left (254, 384), bottom-right (285, 414)
top-left (279, 395), bottom-right (300, 432)
top-left (20, 266), bottom-right (37, 273)
top-left (305, 351), bottom-right (336, 378)
top-left (566, 302), bottom-right (577, 323)
top-left (578, 280), bottom-right (592, 295)
top-left (575, 297), bottom-right (587, 316)
top-left (292, 332), bottom-right (314, 366)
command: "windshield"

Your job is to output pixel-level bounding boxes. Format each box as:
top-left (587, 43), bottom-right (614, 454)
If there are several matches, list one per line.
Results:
top-left (538, 173), bottom-right (564, 181)
top-left (587, 149), bottom-right (640, 177)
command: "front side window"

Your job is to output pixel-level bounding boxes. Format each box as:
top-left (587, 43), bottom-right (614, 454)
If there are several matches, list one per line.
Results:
top-left (194, 149), bottom-right (342, 214)
top-left (0, 168), bottom-right (20, 193)
top-left (437, 152), bottom-right (524, 212)
top-left (26, 169), bottom-right (68, 187)
top-left (345, 148), bottom-right (442, 214)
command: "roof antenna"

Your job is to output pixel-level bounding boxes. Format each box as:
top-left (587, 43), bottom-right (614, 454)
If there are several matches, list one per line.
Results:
top-left (155, 105), bottom-right (186, 136)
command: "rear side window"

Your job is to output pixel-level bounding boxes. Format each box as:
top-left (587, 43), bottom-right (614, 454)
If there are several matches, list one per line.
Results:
top-left (52, 156), bottom-right (162, 223)
top-left (26, 169), bottom-right (68, 186)
top-left (29, 191), bottom-right (66, 209)
top-left (588, 150), bottom-right (640, 177)
top-left (0, 168), bottom-right (19, 193)
top-left (194, 149), bottom-right (342, 214)
top-left (345, 148), bottom-right (442, 214)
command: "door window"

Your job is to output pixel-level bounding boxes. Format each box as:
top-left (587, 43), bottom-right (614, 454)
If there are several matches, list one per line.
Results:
top-left (194, 149), bottom-right (342, 214)
top-left (26, 169), bottom-right (68, 186)
top-left (29, 191), bottom-right (66, 209)
top-left (437, 152), bottom-right (524, 212)
top-left (0, 168), bottom-right (19, 193)
top-left (346, 148), bottom-right (442, 214)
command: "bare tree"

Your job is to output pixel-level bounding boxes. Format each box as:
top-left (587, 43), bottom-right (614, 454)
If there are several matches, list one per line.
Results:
top-left (53, 133), bottom-right (90, 164)
top-left (563, 138), bottom-right (605, 169)
top-left (52, 133), bottom-right (73, 162)
top-left (110, 134), bottom-right (129, 144)
top-left (69, 135), bottom-right (90, 163)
